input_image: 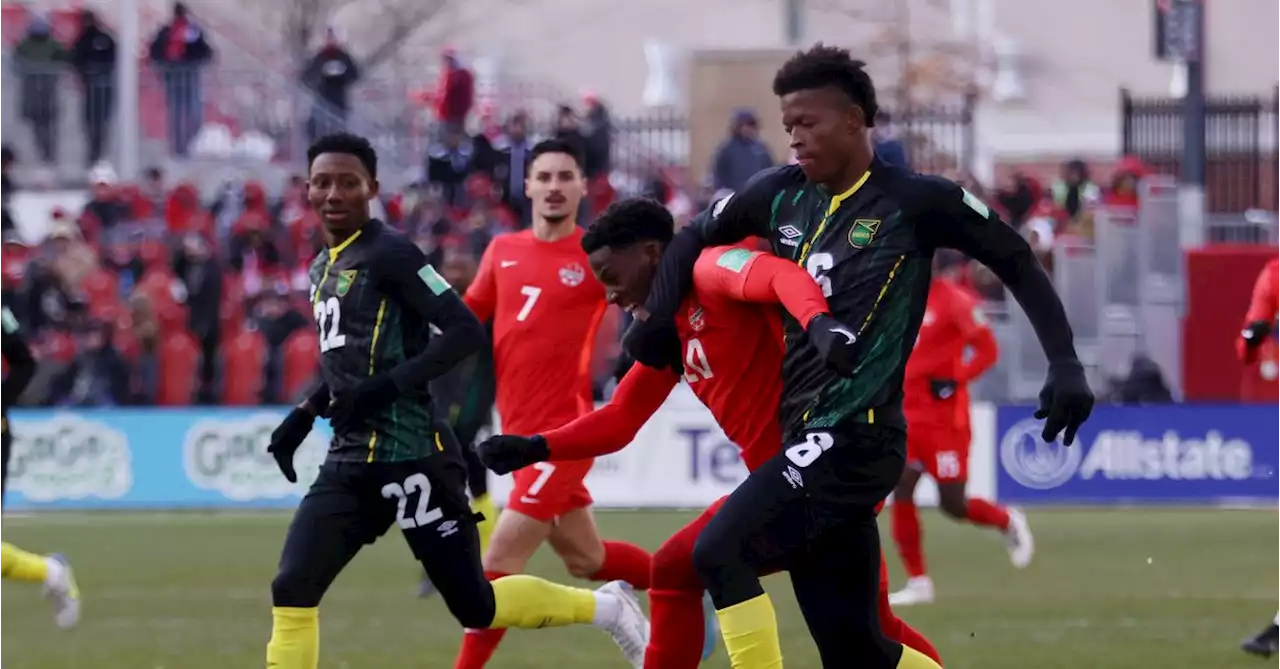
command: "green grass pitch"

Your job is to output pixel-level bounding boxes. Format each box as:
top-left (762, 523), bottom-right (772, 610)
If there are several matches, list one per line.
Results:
top-left (2, 508), bottom-right (1275, 668)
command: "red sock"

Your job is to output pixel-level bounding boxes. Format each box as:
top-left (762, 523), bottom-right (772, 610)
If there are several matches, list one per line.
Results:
top-left (453, 571), bottom-right (510, 669)
top-left (891, 499), bottom-right (927, 578)
top-left (591, 541), bottom-right (652, 590)
top-left (898, 620), bottom-right (944, 666)
top-left (644, 589), bottom-right (705, 669)
top-left (966, 498), bottom-right (1010, 530)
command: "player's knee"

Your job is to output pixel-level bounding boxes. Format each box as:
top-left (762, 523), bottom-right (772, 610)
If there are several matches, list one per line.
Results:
top-left (270, 567), bottom-right (322, 608)
top-left (437, 576), bottom-right (497, 628)
top-left (938, 494), bottom-right (967, 520)
top-left (690, 529), bottom-right (735, 586)
top-left (561, 552), bottom-right (603, 580)
top-left (651, 540), bottom-right (700, 591)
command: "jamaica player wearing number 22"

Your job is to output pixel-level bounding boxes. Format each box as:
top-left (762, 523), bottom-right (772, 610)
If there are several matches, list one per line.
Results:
top-left (262, 134), bottom-right (649, 669)
top-left (625, 45), bottom-right (1095, 668)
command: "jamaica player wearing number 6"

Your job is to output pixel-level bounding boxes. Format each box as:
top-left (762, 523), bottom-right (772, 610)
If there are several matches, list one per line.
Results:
top-left (263, 134), bottom-right (650, 669)
top-left (476, 197), bottom-right (944, 669)
top-left (625, 45), bottom-right (1095, 669)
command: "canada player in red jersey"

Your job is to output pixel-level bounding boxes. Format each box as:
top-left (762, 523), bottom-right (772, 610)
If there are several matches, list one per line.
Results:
top-left (477, 198), bottom-right (944, 669)
top-left (889, 251), bottom-right (1031, 607)
top-left (455, 140), bottom-right (653, 669)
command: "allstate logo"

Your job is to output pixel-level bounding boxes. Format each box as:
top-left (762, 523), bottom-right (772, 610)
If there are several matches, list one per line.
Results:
top-left (1000, 418), bottom-right (1083, 490)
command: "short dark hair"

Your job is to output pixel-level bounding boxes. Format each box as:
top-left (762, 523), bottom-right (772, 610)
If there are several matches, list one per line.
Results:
top-left (581, 198), bottom-right (674, 254)
top-left (773, 43), bottom-right (878, 127)
top-left (528, 138), bottom-right (584, 172)
top-left (307, 133), bottom-right (377, 180)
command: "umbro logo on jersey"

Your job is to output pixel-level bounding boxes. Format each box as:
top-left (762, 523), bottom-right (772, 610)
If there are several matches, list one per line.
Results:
top-left (778, 225), bottom-right (802, 247)
top-left (783, 465), bottom-right (804, 489)
top-left (500, 260), bottom-right (519, 268)
top-left (437, 520), bottom-right (459, 537)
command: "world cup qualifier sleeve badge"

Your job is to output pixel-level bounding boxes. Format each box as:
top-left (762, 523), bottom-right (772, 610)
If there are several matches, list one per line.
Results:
top-left (848, 219), bottom-right (881, 249)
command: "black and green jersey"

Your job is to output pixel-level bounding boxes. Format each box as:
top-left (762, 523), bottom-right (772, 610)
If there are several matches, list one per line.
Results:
top-left (647, 158), bottom-right (1075, 440)
top-left (308, 219), bottom-right (485, 462)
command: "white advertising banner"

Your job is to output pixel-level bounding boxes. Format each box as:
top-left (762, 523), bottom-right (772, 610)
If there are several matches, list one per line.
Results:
top-left (489, 386), bottom-right (996, 509)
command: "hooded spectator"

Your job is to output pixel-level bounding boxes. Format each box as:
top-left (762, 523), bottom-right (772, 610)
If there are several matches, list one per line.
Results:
top-left (711, 108), bottom-right (774, 192)
top-left (70, 9), bottom-right (117, 166)
top-left (302, 25), bottom-right (360, 142)
top-left (1104, 155), bottom-right (1147, 207)
top-left (1050, 158), bottom-right (1101, 220)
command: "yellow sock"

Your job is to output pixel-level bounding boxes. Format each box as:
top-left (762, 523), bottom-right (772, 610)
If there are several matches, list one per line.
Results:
top-left (897, 644), bottom-right (943, 669)
top-left (1, 542), bottom-right (48, 583)
top-left (473, 493), bottom-right (497, 555)
top-left (717, 594), bottom-right (784, 669)
top-left (266, 606), bottom-right (319, 669)
top-left (489, 575), bottom-right (596, 628)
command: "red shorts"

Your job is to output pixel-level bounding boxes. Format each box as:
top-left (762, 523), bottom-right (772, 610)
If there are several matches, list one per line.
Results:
top-left (906, 422), bottom-right (971, 483)
top-left (504, 457), bottom-right (595, 522)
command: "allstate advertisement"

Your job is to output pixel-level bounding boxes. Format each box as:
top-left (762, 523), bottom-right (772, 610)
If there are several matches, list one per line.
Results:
top-left (5, 409), bottom-right (331, 510)
top-left (996, 404), bottom-right (1279, 504)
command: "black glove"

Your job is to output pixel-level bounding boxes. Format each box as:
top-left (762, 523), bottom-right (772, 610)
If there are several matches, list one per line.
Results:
top-left (806, 314), bottom-right (859, 377)
top-left (1242, 320), bottom-right (1273, 350)
top-left (929, 378), bottom-right (958, 400)
top-left (327, 374), bottom-right (400, 434)
top-left (1035, 360), bottom-right (1094, 446)
top-left (268, 408), bottom-right (315, 483)
top-left (476, 434), bottom-right (550, 476)
top-left (622, 317), bottom-right (683, 373)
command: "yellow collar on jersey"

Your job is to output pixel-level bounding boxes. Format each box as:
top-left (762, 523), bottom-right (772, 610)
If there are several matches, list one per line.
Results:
top-left (796, 168), bottom-right (872, 268)
top-left (328, 228), bottom-right (364, 262)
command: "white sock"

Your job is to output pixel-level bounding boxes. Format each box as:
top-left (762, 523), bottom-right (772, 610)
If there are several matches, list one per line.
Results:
top-left (591, 591), bottom-right (620, 627)
top-left (42, 557), bottom-right (63, 588)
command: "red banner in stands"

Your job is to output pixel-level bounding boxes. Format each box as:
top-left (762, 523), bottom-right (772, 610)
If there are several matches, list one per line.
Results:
top-left (1182, 245), bottom-right (1278, 402)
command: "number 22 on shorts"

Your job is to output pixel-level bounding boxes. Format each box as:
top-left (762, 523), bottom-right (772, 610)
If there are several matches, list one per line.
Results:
top-left (381, 473), bottom-right (443, 529)
top-left (784, 431), bottom-right (835, 468)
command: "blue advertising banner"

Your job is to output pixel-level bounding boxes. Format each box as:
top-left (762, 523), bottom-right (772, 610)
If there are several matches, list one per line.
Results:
top-left (5, 408), bottom-right (331, 510)
top-left (996, 404), bottom-right (1279, 504)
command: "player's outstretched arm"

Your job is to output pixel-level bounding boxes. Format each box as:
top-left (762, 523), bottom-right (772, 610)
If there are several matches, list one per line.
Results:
top-left (916, 177), bottom-right (1093, 443)
top-left (1, 307), bottom-right (36, 400)
top-left (476, 363), bottom-right (677, 476)
top-left (378, 244), bottom-right (487, 390)
top-left (543, 362), bottom-right (678, 459)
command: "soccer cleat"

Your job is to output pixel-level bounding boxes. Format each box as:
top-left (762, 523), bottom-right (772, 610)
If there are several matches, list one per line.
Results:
top-left (43, 553), bottom-right (80, 629)
top-left (888, 576), bottom-right (935, 607)
top-left (1004, 507), bottom-right (1035, 568)
top-left (701, 591), bottom-right (719, 661)
top-left (1241, 623), bottom-right (1279, 658)
top-left (594, 580), bottom-right (650, 668)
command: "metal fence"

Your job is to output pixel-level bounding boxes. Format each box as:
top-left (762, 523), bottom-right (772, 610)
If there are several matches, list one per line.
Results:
top-left (982, 173), bottom-right (1278, 404)
top-left (1121, 88), bottom-right (1280, 213)
top-left (892, 91), bottom-right (978, 176)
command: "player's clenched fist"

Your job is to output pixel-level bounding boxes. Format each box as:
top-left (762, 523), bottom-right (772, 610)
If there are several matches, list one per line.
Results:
top-left (805, 313), bottom-right (860, 377)
top-left (268, 408), bottom-right (315, 483)
top-left (476, 434), bottom-right (551, 475)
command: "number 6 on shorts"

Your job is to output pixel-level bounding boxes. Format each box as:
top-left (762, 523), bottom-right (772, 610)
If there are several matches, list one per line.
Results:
top-left (784, 431), bottom-right (835, 468)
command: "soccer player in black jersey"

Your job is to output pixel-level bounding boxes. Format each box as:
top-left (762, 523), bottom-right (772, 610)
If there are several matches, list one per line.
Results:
top-left (263, 134), bottom-right (649, 669)
top-left (625, 46), bottom-right (1094, 668)
top-left (0, 305), bottom-right (81, 629)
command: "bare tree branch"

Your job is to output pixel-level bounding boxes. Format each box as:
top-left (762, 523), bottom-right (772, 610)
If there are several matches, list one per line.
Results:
top-left (354, 0), bottom-right (454, 73)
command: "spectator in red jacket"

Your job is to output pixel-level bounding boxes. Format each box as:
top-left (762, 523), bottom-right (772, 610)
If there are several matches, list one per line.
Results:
top-left (435, 47), bottom-right (473, 133)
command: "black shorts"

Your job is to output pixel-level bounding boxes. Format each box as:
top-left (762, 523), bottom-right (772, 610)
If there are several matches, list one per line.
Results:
top-left (706, 421), bottom-right (905, 572)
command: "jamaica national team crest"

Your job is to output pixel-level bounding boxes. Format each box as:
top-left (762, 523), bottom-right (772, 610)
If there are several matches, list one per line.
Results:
top-left (848, 219), bottom-right (881, 249)
top-left (336, 269), bottom-right (358, 297)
